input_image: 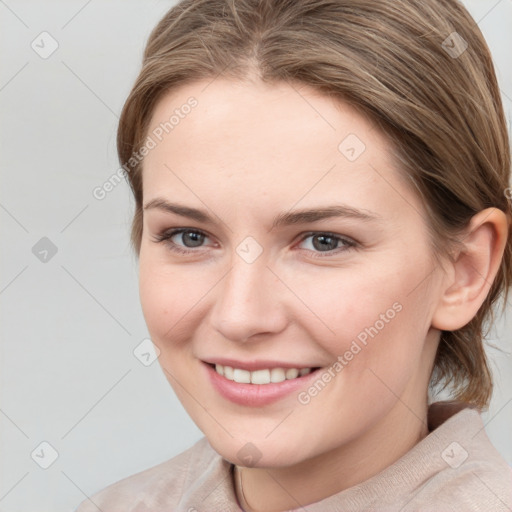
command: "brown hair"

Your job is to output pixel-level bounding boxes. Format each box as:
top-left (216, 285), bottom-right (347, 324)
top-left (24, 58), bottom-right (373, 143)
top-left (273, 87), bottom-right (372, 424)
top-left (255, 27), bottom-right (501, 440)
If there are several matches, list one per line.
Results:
top-left (117, 0), bottom-right (511, 409)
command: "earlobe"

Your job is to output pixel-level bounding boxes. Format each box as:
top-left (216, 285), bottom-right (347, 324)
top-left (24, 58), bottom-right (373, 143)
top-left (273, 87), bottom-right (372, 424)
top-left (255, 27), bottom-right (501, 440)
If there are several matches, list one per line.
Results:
top-left (431, 208), bottom-right (509, 332)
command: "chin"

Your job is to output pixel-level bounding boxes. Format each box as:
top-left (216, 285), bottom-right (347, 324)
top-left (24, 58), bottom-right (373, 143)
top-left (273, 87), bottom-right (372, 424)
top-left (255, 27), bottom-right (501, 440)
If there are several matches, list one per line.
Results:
top-left (204, 430), bottom-right (313, 469)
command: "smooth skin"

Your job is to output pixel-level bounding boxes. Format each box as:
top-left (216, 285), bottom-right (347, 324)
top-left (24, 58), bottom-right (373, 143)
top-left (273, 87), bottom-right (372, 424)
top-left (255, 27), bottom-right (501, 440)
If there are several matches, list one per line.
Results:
top-left (138, 77), bottom-right (508, 511)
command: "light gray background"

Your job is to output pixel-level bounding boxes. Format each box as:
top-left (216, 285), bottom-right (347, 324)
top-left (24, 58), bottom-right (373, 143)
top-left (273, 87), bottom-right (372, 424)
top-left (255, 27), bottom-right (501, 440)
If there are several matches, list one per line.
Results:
top-left (0, 1), bottom-right (511, 510)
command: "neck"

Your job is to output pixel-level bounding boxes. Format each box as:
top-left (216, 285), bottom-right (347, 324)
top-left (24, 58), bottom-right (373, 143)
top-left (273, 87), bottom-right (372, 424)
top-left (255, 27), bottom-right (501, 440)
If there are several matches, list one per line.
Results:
top-left (234, 398), bottom-right (430, 512)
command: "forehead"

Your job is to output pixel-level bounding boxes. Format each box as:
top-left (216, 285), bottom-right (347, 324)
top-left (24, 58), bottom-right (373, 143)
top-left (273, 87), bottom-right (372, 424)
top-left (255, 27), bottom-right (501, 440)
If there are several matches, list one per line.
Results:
top-left (142, 78), bottom-right (421, 221)
top-left (146, 78), bottom-right (385, 160)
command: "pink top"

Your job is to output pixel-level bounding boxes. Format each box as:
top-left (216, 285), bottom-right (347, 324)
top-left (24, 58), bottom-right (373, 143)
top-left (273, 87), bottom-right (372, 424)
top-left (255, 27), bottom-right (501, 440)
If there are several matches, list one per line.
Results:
top-left (75, 405), bottom-right (512, 511)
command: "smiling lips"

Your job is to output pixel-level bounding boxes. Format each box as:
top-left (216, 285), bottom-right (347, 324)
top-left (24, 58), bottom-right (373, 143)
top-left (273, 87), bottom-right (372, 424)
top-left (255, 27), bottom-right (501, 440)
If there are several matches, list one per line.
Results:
top-left (203, 359), bottom-right (323, 406)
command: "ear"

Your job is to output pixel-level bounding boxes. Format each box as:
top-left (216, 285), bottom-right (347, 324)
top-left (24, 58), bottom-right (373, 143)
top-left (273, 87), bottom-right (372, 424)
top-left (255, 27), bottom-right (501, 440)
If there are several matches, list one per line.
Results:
top-left (431, 208), bottom-right (509, 331)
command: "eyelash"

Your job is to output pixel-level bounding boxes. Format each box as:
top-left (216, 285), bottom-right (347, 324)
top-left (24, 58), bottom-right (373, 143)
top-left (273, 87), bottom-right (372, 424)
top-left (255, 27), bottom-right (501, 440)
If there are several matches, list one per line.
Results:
top-left (151, 228), bottom-right (358, 259)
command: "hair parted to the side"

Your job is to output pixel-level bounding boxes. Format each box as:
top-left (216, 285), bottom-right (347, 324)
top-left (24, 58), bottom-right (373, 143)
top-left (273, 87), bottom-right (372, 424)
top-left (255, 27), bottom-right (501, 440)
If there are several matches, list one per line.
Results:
top-left (117, 0), bottom-right (512, 409)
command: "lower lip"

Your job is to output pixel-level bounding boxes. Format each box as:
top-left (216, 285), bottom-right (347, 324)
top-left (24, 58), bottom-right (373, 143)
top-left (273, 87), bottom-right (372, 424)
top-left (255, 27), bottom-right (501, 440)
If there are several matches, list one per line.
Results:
top-left (203, 362), bottom-right (322, 407)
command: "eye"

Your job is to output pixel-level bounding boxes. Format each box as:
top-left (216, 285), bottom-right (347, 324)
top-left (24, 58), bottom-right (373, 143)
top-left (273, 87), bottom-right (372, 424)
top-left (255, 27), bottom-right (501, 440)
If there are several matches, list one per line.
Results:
top-left (152, 228), bottom-right (357, 258)
top-left (151, 228), bottom-right (213, 255)
top-left (296, 232), bottom-right (357, 258)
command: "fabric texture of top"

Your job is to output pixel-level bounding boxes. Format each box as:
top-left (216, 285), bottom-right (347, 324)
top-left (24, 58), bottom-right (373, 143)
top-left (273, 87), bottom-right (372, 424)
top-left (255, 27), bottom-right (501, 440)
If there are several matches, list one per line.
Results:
top-left (75, 405), bottom-right (512, 511)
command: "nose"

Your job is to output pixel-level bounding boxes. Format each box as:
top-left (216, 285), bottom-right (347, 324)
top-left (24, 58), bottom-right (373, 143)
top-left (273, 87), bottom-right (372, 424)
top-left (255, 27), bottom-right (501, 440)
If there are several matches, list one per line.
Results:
top-left (208, 253), bottom-right (288, 343)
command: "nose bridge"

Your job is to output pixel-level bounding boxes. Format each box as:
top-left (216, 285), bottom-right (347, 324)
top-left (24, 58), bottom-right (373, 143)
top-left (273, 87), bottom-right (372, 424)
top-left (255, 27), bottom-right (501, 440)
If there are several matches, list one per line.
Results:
top-left (209, 246), bottom-right (285, 342)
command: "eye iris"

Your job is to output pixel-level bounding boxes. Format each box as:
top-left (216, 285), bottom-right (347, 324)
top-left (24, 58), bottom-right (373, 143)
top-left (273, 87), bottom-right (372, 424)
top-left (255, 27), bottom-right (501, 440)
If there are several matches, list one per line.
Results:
top-left (312, 235), bottom-right (338, 251)
top-left (182, 231), bottom-right (204, 247)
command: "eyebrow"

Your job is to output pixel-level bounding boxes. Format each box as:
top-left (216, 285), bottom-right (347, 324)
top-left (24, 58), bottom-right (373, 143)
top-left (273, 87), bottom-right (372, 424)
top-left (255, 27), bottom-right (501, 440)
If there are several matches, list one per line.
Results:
top-left (143, 198), bottom-right (381, 230)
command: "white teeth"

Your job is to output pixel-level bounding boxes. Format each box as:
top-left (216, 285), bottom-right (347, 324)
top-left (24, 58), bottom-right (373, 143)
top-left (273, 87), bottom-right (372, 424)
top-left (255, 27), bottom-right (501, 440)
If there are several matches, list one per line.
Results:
top-left (285, 368), bottom-right (299, 379)
top-left (251, 369), bottom-right (270, 384)
top-left (214, 364), bottom-right (314, 384)
top-left (233, 368), bottom-right (251, 383)
top-left (224, 365), bottom-right (234, 380)
top-left (270, 368), bottom-right (286, 383)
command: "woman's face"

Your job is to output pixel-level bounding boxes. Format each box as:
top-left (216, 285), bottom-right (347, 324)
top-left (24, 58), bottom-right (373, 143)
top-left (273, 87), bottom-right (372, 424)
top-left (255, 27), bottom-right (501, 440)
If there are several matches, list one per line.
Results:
top-left (139, 78), bottom-right (446, 468)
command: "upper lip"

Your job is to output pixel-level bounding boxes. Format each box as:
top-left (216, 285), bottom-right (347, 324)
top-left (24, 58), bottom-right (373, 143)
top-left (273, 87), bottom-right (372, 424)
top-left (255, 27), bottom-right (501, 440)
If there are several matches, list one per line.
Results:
top-left (202, 357), bottom-right (320, 372)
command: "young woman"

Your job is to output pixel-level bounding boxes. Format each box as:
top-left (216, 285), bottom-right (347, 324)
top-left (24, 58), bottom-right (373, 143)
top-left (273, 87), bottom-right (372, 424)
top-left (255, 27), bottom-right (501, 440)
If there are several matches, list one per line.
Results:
top-left (76, 0), bottom-right (512, 510)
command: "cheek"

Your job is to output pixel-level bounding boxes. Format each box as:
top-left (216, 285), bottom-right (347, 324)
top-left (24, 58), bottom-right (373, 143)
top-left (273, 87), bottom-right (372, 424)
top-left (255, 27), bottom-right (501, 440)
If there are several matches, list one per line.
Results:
top-left (302, 260), bottom-right (432, 378)
top-left (292, 270), bottom-right (434, 438)
top-left (138, 251), bottom-right (200, 343)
